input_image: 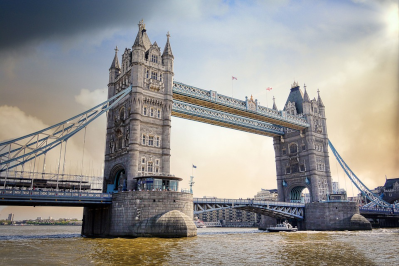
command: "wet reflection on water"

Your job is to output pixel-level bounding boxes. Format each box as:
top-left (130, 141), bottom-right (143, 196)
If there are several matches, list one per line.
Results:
top-left (0, 227), bottom-right (397, 265)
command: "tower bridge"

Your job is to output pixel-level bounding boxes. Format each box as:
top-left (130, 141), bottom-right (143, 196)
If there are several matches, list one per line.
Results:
top-left (1, 20), bottom-right (396, 236)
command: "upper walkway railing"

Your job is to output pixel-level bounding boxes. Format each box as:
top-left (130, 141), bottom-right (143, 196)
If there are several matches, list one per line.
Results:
top-left (173, 81), bottom-right (309, 129)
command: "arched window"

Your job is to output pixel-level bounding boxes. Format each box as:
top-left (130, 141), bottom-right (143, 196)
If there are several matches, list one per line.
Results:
top-left (143, 106), bottom-right (147, 116)
top-left (290, 143), bottom-right (298, 154)
top-left (150, 108), bottom-right (154, 117)
top-left (142, 134), bottom-right (146, 145)
top-left (157, 109), bottom-right (161, 118)
top-left (119, 108), bottom-right (125, 121)
top-left (146, 69), bottom-right (149, 79)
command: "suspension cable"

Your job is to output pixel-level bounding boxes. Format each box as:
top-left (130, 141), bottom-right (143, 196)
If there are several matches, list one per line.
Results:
top-left (80, 126), bottom-right (87, 192)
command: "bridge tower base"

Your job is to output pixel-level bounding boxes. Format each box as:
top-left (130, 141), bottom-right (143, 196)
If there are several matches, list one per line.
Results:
top-left (81, 191), bottom-right (197, 238)
top-left (303, 202), bottom-right (371, 231)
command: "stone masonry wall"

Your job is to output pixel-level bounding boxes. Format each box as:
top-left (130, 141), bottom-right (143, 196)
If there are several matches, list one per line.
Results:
top-left (82, 191), bottom-right (195, 237)
top-left (304, 202), bottom-right (371, 231)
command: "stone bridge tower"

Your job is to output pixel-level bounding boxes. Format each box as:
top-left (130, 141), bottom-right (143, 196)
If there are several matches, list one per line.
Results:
top-left (103, 20), bottom-right (174, 192)
top-left (274, 82), bottom-right (332, 202)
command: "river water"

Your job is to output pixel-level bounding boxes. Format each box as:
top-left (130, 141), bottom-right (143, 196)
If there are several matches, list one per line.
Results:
top-left (0, 226), bottom-right (397, 265)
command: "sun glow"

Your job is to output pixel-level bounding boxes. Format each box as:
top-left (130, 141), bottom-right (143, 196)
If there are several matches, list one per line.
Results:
top-left (385, 4), bottom-right (398, 38)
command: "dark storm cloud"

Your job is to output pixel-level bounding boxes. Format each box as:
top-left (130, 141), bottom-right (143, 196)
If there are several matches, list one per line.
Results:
top-left (0, 0), bottom-right (158, 51)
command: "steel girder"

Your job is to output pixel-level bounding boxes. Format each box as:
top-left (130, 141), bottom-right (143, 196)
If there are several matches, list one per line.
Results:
top-left (328, 140), bottom-right (398, 209)
top-left (193, 198), bottom-right (305, 220)
top-left (172, 81), bottom-right (309, 129)
top-left (0, 86), bottom-right (132, 173)
top-left (172, 100), bottom-right (284, 137)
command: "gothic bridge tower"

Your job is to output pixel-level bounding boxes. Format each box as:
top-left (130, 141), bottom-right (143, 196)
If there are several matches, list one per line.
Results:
top-left (104, 20), bottom-right (174, 192)
top-left (274, 82), bottom-right (332, 202)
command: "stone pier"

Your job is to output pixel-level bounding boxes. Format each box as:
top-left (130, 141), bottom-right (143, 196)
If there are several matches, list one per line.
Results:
top-left (82, 191), bottom-right (197, 238)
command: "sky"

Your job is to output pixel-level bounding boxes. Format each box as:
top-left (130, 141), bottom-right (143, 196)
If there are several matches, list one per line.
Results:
top-left (0, 0), bottom-right (398, 220)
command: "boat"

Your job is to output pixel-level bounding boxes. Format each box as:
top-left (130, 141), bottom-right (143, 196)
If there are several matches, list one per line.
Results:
top-left (267, 221), bottom-right (297, 232)
top-left (194, 220), bottom-right (207, 228)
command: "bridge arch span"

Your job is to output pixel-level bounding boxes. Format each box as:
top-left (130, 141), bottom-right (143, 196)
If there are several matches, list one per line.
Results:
top-left (289, 185), bottom-right (310, 203)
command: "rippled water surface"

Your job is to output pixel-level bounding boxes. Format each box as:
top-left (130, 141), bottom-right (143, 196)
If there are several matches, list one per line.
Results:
top-left (0, 226), bottom-right (398, 265)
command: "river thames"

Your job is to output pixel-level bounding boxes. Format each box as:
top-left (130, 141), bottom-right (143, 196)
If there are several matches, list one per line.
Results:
top-left (0, 226), bottom-right (397, 265)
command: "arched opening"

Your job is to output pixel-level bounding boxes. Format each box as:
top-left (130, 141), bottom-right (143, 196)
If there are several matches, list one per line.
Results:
top-left (290, 186), bottom-right (310, 203)
top-left (106, 166), bottom-right (126, 193)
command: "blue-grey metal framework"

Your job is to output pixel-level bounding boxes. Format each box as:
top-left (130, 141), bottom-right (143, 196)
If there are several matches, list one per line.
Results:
top-left (172, 100), bottom-right (284, 136)
top-left (193, 198), bottom-right (304, 220)
top-left (0, 86), bottom-right (132, 173)
top-left (173, 81), bottom-right (309, 128)
top-left (328, 139), bottom-right (398, 209)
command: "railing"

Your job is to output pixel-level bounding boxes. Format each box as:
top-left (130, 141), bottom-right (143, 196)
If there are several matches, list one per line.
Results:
top-left (0, 188), bottom-right (112, 201)
top-left (193, 198), bottom-right (305, 207)
top-left (173, 81), bottom-right (309, 127)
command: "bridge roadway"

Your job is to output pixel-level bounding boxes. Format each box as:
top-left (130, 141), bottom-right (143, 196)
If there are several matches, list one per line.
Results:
top-left (0, 189), bottom-right (112, 207)
top-left (193, 198), bottom-right (305, 220)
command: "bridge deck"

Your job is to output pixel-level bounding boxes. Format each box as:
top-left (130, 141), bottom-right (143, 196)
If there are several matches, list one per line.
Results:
top-left (0, 189), bottom-right (112, 207)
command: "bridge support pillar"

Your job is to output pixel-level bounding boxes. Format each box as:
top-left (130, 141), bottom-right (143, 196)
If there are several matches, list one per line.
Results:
top-left (82, 191), bottom-right (197, 238)
top-left (303, 202), bottom-right (371, 231)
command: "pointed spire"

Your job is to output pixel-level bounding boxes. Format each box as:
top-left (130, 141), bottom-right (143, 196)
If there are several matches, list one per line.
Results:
top-left (317, 89), bottom-right (325, 107)
top-left (133, 20), bottom-right (145, 48)
top-left (110, 46), bottom-right (120, 70)
top-left (272, 96), bottom-right (278, 110)
top-left (162, 31), bottom-right (174, 58)
top-left (303, 83), bottom-right (310, 102)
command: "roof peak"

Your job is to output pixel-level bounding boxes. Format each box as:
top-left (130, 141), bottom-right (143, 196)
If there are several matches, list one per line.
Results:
top-left (110, 46), bottom-right (120, 70)
top-left (162, 31), bottom-right (173, 58)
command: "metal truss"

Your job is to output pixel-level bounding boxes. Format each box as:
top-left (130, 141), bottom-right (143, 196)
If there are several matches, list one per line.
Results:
top-left (328, 139), bottom-right (398, 209)
top-left (0, 86), bottom-right (132, 173)
top-left (193, 198), bottom-right (305, 220)
top-left (172, 100), bottom-right (284, 136)
top-left (173, 81), bottom-right (309, 128)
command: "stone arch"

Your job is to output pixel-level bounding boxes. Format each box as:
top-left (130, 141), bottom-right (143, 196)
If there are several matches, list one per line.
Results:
top-left (288, 185), bottom-right (311, 203)
top-left (106, 164), bottom-right (127, 193)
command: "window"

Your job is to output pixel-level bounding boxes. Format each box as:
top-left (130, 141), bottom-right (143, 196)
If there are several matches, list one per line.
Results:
top-left (146, 69), bottom-right (149, 79)
top-left (302, 144), bottom-right (306, 151)
top-left (300, 164), bottom-right (305, 172)
top-left (150, 108), bottom-right (154, 117)
top-left (151, 55), bottom-right (158, 63)
top-left (118, 137), bottom-right (122, 149)
top-left (151, 71), bottom-right (158, 80)
top-left (157, 109), bottom-right (161, 118)
top-left (143, 106), bottom-right (147, 116)
top-left (291, 163), bottom-right (299, 173)
top-left (155, 167), bottom-right (159, 173)
top-left (160, 73), bottom-right (162, 82)
top-left (142, 135), bottom-right (146, 145)
top-left (290, 144), bottom-right (298, 154)
top-left (156, 136), bottom-right (160, 147)
top-left (142, 157), bottom-right (146, 164)
top-left (147, 162), bottom-right (153, 173)
top-left (282, 149), bottom-right (287, 155)
top-left (314, 107), bottom-right (318, 113)
top-left (141, 166), bottom-right (145, 172)
top-left (286, 166), bottom-right (291, 174)
top-left (155, 159), bottom-right (159, 166)
top-left (148, 136), bottom-right (154, 146)
top-left (119, 108), bottom-right (125, 121)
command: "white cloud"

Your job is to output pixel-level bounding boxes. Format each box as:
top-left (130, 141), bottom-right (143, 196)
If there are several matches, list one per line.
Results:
top-left (74, 88), bottom-right (107, 108)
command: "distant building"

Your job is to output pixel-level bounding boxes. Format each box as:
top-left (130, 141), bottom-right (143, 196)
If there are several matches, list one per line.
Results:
top-left (254, 189), bottom-right (278, 201)
top-left (36, 217), bottom-right (42, 221)
top-left (7, 213), bottom-right (14, 221)
top-left (332, 182), bottom-right (339, 194)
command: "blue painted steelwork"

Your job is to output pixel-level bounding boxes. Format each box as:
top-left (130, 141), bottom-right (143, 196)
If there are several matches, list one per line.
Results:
top-left (0, 86), bottom-right (132, 173)
top-left (193, 198), bottom-right (304, 220)
top-left (0, 188), bottom-right (112, 206)
top-left (328, 139), bottom-right (398, 209)
top-left (173, 81), bottom-right (309, 128)
top-left (172, 100), bottom-right (284, 136)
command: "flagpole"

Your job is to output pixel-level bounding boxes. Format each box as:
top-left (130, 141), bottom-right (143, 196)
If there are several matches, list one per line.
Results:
top-left (266, 89), bottom-right (268, 108)
top-left (232, 79), bottom-right (233, 97)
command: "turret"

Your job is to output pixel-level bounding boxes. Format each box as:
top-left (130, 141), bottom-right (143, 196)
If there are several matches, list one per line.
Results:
top-left (272, 96), bottom-right (278, 111)
top-left (162, 32), bottom-right (174, 95)
top-left (302, 84), bottom-right (311, 115)
top-left (132, 20), bottom-right (146, 64)
top-left (108, 46), bottom-right (121, 99)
